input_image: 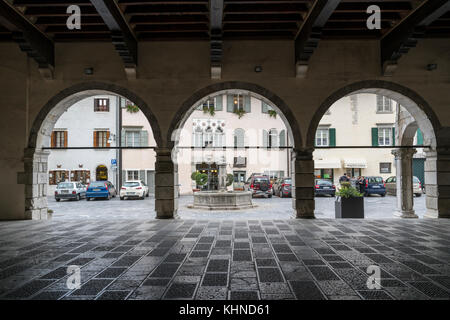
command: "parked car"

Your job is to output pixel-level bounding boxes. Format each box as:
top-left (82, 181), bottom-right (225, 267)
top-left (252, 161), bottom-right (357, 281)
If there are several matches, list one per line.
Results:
top-left (246, 175), bottom-right (272, 198)
top-left (54, 182), bottom-right (86, 201)
top-left (361, 176), bottom-right (386, 197)
top-left (86, 181), bottom-right (117, 200)
top-left (273, 177), bottom-right (292, 198)
top-left (120, 180), bottom-right (149, 200)
top-left (385, 176), bottom-right (423, 197)
top-left (314, 179), bottom-right (336, 197)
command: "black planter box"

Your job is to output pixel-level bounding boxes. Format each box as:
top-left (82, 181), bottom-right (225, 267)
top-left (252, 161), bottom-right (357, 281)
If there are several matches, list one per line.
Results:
top-left (335, 196), bottom-right (364, 219)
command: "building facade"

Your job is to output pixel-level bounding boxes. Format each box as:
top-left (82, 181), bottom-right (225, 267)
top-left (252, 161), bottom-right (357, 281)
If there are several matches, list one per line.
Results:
top-left (313, 93), bottom-right (422, 185)
top-left (47, 95), bottom-right (119, 192)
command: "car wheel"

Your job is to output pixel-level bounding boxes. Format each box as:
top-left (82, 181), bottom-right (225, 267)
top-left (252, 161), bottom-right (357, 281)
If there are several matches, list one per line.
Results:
top-left (56, 198), bottom-right (60, 202)
top-left (76, 194), bottom-right (80, 201)
top-left (120, 197), bottom-right (124, 200)
top-left (381, 193), bottom-right (386, 197)
top-left (415, 194), bottom-right (422, 197)
top-left (364, 192), bottom-right (369, 197)
top-left (268, 194), bottom-right (272, 198)
top-left (146, 191), bottom-right (149, 197)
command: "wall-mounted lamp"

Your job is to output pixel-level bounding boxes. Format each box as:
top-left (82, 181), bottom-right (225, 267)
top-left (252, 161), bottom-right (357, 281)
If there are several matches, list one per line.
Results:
top-left (84, 67), bottom-right (94, 75)
top-left (426, 64), bottom-right (437, 71)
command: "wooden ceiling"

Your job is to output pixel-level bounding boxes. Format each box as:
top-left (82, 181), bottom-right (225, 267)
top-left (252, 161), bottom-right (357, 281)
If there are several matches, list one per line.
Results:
top-left (0, 0), bottom-right (448, 42)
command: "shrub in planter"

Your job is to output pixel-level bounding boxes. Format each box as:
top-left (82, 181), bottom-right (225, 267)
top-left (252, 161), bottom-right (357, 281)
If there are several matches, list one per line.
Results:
top-left (191, 171), bottom-right (208, 191)
top-left (335, 182), bottom-right (364, 218)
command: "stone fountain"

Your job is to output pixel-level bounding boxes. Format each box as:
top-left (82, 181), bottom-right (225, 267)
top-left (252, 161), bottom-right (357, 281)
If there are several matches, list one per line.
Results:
top-left (188, 163), bottom-right (255, 210)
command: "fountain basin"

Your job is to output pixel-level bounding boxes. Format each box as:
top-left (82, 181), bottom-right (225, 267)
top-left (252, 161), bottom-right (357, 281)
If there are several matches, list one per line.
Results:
top-left (188, 191), bottom-right (256, 210)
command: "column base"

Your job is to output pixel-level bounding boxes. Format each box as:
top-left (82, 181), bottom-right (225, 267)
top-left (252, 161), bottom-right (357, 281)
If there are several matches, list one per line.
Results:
top-left (291, 211), bottom-right (315, 219)
top-left (394, 210), bottom-right (418, 219)
top-left (155, 211), bottom-right (179, 220)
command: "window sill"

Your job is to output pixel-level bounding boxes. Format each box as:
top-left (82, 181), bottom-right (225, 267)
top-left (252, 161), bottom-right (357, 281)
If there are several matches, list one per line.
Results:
top-left (376, 111), bottom-right (394, 114)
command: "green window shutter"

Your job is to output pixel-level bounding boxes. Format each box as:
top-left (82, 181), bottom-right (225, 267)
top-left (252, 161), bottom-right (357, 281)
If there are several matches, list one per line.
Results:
top-left (376, 95), bottom-right (383, 112)
top-left (121, 129), bottom-right (126, 147)
top-left (141, 130), bottom-right (148, 147)
top-left (262, 129), bottom-right (268, 148)
top-left (392, 127), bottom-right (396, 146)
top-left (244, 95), bottom-right (251, 113)
top-left (227, 95), bottom-right (234, 112)
top-left (372, 128), bottom-right (379, 146)
top-left (215, 95), bottom-right (223, 111)
top-left (417, 129), bottom-right (423, 145)
top-left (329, 128), bottom-right (336, 147)
top-left (279, 130), bottom-right (286, 147)
top-left (261, 101), bottom-right (268, 113)
top-left (122, 170), bottom-right (126, 185)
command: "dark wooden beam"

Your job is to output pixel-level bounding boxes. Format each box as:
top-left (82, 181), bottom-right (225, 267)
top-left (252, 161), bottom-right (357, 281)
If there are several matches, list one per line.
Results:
top-left (294, 0), bottom-right (341, 78)
top-left (210, 0), bottom-right (224, 79)
top-left (90, 0), bottom-right (138, 79)
top-left (0, 0), bottom-right (54, 79)
top-left (381, 0), bottom-right (450, 76)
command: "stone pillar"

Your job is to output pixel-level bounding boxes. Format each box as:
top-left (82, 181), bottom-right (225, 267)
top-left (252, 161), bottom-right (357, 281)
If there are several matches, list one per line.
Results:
top-left (18, 148), bottom-right (51, 220)
top-left (292, 147), bottom-right (315, 219)
top-left (155, 148), bottom-right (178, 219)
top-left (424, 147), bottom-right (450, 219)
top-left (392, 148), bottom-right (418, 218)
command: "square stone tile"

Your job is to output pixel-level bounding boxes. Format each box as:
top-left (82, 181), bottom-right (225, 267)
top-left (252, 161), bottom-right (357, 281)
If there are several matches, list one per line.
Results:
top-left (164, 283), bottom-right (197, 299)
top-left (201, 273), bottom-right (228, 287)
top-left (257, 268), bottom-right (284, 283)
top-left (229, 291), bottom-right (259, 300)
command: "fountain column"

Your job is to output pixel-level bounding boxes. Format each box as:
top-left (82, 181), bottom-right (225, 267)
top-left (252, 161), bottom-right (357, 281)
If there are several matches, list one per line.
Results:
top-left (218, 163), bottom-right (227, 192)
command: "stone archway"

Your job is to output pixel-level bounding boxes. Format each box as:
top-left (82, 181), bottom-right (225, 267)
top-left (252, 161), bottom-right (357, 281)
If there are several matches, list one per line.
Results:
top-left (22, 81), bottom-right (162, 220)
top-left (307, 80), bottom-right (444, 219)
top-left (155, 81), bottom-right (304, 219)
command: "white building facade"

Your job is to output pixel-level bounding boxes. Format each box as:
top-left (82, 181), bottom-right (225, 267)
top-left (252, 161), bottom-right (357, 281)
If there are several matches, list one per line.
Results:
top-left (47, 95), bottom-right (119, 192)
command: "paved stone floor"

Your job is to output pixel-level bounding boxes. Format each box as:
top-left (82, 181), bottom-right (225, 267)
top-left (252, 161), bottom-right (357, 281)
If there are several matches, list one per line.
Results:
top-left (48, 194), bottom-right (426, 220)
top-left (0, 217), bottom-right (449, 300)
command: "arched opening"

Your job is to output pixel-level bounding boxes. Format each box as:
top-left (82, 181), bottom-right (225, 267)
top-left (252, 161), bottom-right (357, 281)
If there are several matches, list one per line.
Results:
top-left (307, 81), bottom-right (440, 219)
top-left (24, 82), bottom-right (162, 220)
top-left (167, 82), bottom-right (302, 219)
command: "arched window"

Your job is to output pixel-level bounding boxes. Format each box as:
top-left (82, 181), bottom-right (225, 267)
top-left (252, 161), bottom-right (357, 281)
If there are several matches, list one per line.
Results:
top-left (234, 128), bottom-right (245, 148)
top-left (214, 127), bottom-right (225, 147)
top-left (204, 127), bottom-right (213, 147)
top-left (193, 126), bottom-right (203, 147)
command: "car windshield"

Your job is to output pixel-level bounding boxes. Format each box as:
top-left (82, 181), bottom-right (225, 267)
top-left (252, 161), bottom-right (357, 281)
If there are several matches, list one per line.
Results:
top-left (124, 182), bottom-right (140, 187)
top-left (368, 177), bottom-right (383, 183)
top-left (57, 183), bottom-right (73, 189)
top-left (413, 177), bottom-right (420, 183)
top-left (283, 179), bottom-right (292, 184)
top-left (317, 180), bottom-right (332, 186)
top-left (254, 177), bottom-right (269, 183)
top-left (90, 182), bottom-right (106, 187)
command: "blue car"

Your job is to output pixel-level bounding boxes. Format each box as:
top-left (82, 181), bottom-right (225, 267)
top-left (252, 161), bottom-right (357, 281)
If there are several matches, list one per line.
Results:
top-left (361, 176), bottom-right (386, 197)
top-left (86, 181), bottom-right (117, 200)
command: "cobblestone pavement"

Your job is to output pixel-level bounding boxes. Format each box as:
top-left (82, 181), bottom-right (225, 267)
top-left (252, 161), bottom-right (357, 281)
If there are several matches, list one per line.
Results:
top-left (0, 218), bottom-right (449, 300)
top-left (48, 195), bottom-right (426, 220)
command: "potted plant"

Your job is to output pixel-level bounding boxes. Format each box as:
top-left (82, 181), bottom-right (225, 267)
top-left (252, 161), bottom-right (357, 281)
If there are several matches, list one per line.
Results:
top-left (126, 104), bottom-right (139, 113)
top-left (233, 108), bottom-right (246, 119)
top-left (335, 182), bottom-right (364, 218)
top-left (268, 109), bottom-right (277, 118)
top-left (191, 171), bottom-right (208, 192)
top-left (203, 105), bottom-right (215, 116)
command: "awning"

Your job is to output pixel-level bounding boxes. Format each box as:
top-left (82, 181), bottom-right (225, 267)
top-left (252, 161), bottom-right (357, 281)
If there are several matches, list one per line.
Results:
top-left (344, 159), bottom-right (367, 169)
top-left (314, 159), bottom-right (341, 169)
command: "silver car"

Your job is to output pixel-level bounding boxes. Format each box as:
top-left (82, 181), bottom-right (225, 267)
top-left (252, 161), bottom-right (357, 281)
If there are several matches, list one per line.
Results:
top-left (385, 176), bottom-right (423, 197)
top-left (55, 182), bottom-right (87, 201)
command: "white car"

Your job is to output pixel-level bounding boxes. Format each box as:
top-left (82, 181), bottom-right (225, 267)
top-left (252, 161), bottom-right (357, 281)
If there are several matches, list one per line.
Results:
top-left (120, 180), bottom-right (149, 200)
top-left (55, 181), bottom-right (87, 201)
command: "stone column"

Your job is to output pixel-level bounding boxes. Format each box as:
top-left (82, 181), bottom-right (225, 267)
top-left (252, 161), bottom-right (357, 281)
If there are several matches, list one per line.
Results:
top-left (218, 163), bottom-right (227, 192)
top-left (18, 148), bottom-right (51, 220)
top-left (424, 147), bottom-right (450, 219)
top-left (392, 148), bottom-right (418, 218)
top-left (155, 148), bottom-right (178, 219)
top-left (292, 147), bottom-right (315, 219)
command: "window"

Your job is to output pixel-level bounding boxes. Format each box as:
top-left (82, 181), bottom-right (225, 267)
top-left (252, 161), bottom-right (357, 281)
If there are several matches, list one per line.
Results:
top-left (202, 98), bottom-right (215, 110)
top-left (378, 127), bottom-right (392, 146)
top-left (380, 162), bottom-right (392, 174)
top-left (376, 95), bottom-right (393, 113)
top-left (127, 170), bottom-right (139, 181)
top-left (214, 127), bottom-right (224, 147)
top-left (261, 101), bottom-right (273, 114)
top-left (233, 157), bottom-right (247, 168)
top-left (49, 170), bottom-right (69, 185)
top-left (204, 127), bottom-right (213, 147)
top-left (269, 129), bottom-right (278, 148)
top-left (193, 127), bottom-right (203, 148)
top-left (315, 129), bottom-right (329, 147)
top-left (51, 131), bottom-right (67, 148)
top-left (125, 130), bottom-right (141, 147)
top-left (94, 131), bottom-right (110, 147)
top-left (94, 98), bottom-right (109, 112)
top-left (234, 128), bottom-right (245, 148)
top-left (71, 170), bottom-right (90, 184)
top-left (232, 94), bottom-right (244, 112)
top-left (279, 130), bottom-right (286, 147)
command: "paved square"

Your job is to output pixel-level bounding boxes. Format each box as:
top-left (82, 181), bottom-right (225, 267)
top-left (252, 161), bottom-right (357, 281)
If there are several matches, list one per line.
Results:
top-left (0, 217), bottom-right (449, 300)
